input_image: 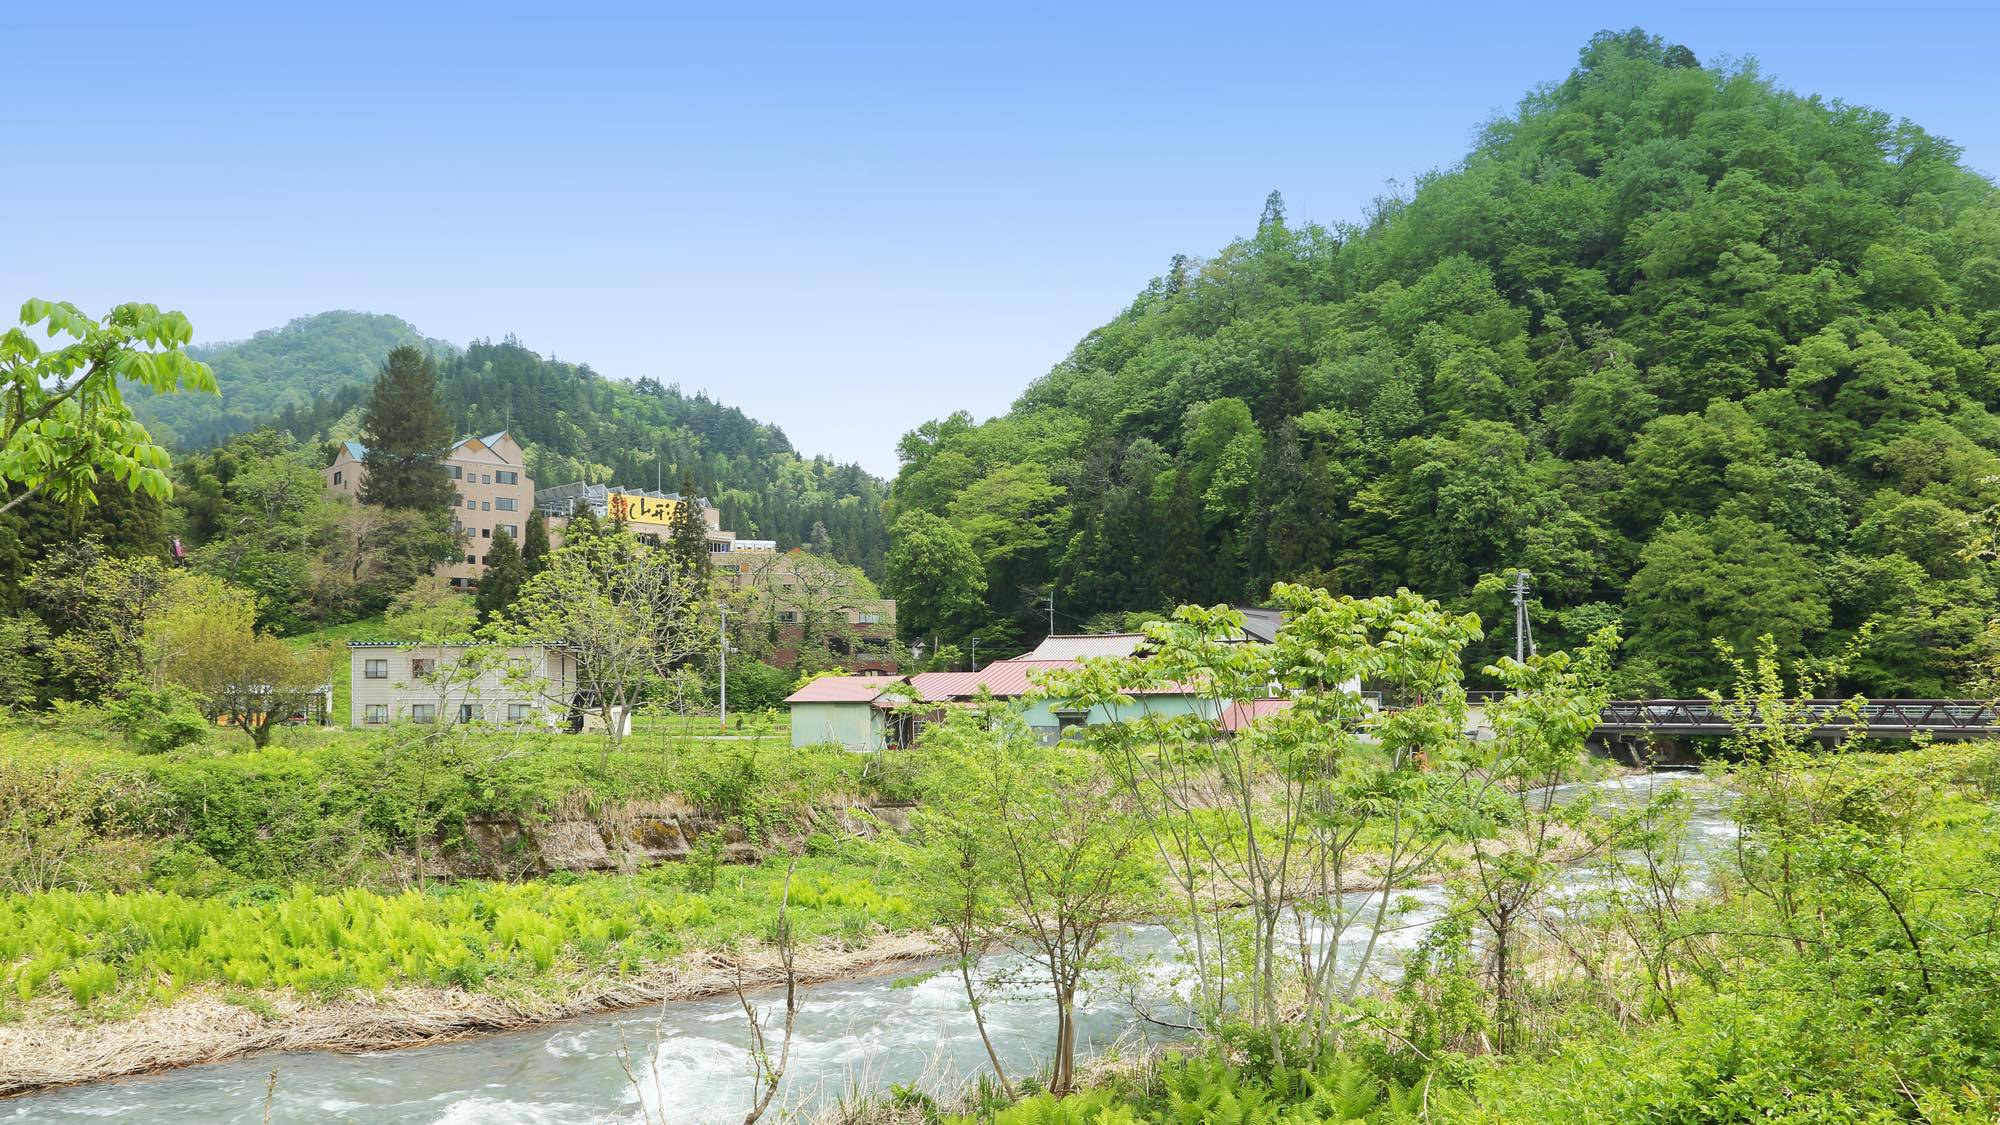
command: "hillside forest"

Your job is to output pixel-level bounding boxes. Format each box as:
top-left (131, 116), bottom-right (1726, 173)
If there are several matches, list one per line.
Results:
top-left (131, 313), bottom-right (890, 578)
top-left (884, 30), bottom-right (2000, 697)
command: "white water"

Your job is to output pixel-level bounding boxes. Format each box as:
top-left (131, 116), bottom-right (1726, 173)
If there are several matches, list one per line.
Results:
top-left (4, 773), bottom-right (1732, 1124)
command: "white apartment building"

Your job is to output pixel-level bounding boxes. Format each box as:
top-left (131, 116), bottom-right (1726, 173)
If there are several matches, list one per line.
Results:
top-left (347, 642), bottom-right (577, 729)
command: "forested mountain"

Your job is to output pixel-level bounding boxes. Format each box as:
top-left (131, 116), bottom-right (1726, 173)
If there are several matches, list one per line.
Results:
top-left (132, 311), bottom-right (451, 449)
top-left (887, 29), bottom-right (2000, 695)
top-left (212, 331), bottom-right (888, 575)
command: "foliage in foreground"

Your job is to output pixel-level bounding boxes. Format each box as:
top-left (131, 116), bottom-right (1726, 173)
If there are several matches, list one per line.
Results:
top-left (936, 741), bottom-right (2000, 1124)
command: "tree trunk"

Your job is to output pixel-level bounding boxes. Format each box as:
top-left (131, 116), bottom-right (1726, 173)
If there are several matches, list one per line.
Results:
top-left (959, 959), bottom-right (1014, 1099)
top-left (1051, 986), bottom-right (1077, 1095)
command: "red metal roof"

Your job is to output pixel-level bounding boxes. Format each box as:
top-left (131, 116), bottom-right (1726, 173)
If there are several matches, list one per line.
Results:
top-left (905, 661), bottom-right (1076, 701)
top-left (1219, 697), bottom-right (1293, 732)
top-left (1019, 634), bottom-right (1149, 660)
top-left (903, 670), bottom-right (983, 702)
top-left (901, 659), bottom-right (1209, 704)
top-left (783, 676), bottom-right (901, 704)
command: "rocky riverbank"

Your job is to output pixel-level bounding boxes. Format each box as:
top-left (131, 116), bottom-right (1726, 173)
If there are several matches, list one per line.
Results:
top-left (0, 929), bottom-right (942, 1096)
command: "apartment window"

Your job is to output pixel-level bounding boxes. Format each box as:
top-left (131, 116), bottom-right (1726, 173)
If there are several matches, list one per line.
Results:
top-left (497, 524), bottom-right (519, 538)
top-left (480, 555), bottom-right (488, 565)
top-left (458, 704), bottom-right (483, 723)
top-left (449, 465), bottom-right (463, 480)
top-left (364, 704), bottom-right (387, 725)
top-left (465, 554), bottom-right (476, 564)
top-left (858, 612), bottom-right (882, 624)
top-left (464, 498), bottom-right (475, 509)
top-left (777, 610), bottom-right (799, 624)
top-left (481, 473), bottom-right (492, 485)
top-left (481, 501), bottom-right (491, 511)
top-left (363, 659), bottom-right (388, 680)
top-left (508, 703), bottom-right (531, 722)
top-left (410, 704), bottom-right (436, 724)
top-left (496, 470), bottom-right (518, 485)
top-left (411, 658), bottom-right (436, 677)
top-left (495, 497), bottom-right (517, 512)
top-left (332, 470), bottom-right (343, 485)
top-left (481, 528), bottom-right (491, 538)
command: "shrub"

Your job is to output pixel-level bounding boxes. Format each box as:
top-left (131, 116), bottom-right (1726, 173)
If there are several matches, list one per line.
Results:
top-left (106, 680), bottom-right (211, 755)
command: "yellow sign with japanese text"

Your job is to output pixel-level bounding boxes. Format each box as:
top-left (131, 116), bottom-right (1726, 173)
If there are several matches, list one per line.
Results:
top-left (606, 492), bottom-right (679, 525)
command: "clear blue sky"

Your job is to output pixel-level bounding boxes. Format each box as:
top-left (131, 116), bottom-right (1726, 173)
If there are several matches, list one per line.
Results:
top-left (5, 1), bottom-right (1995, 476)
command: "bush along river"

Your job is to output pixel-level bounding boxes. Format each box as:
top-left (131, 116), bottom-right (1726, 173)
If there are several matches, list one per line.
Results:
top-left (5, 773), bottom-right (1734, 1124)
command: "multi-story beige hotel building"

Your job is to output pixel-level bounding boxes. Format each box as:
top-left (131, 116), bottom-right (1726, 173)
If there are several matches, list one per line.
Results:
top-left (322, 431), bottom-right (537, 588)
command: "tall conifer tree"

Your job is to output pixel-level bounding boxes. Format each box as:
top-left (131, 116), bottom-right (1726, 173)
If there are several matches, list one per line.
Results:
top-left (475, 530), bottom-right (527, 622)
top-left (521, 509), bottom-right (551, 575)
top-left (358, 346), bottom-right (456, 512)
top-left (667, 475), bottom-right (711, 598)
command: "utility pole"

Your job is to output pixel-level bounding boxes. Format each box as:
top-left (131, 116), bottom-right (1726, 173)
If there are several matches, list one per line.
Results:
top-left (718, 603), bottom-right (728, 732)
top-left (1046, 588), bottom-right (1056, 636)
top-left (1512, 569), bottom-right (1535, 664)
top-left (969, 637), bottom-right (979, 671)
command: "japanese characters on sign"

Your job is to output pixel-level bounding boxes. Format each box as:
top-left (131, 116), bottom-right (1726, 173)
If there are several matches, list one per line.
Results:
top-left (606, 491), bottom-right (678, 525)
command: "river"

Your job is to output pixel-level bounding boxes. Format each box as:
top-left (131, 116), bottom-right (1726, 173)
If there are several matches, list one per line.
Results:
top-left (4, 773), bottom-right (1734, 1124)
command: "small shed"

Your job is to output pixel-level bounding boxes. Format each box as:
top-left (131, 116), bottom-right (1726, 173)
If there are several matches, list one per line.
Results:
top-left (786, 676), bottom-right (901, 751)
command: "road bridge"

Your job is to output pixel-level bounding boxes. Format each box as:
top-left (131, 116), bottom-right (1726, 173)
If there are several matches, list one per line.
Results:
top-left (1596, 699), bottom-right (2000, 740)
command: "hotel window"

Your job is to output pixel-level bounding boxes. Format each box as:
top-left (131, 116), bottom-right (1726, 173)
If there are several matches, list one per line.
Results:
top-left (410, 704), bottom-right (436, 724)
top-left (332, 470), bottom-right (343, 485)
top-left (495, 497), bottom-right (517, 511)
top-left (449, 465), bottom-right (463, 480)
top-left (508, 703), bottom-right (531, 721)
top-left (364, 704), bottom-right (387, 724)
top-left (364, 659), bottom-right (387, 679)
top-left (458, 704), bottom-right (483, 723)
top-left (411, 658), bottom-right (436, 677)
top-left (496, 470), bottom-right (518, 485)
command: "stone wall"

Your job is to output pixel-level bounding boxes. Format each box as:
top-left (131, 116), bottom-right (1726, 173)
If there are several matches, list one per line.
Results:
top-left (453, 800), bottom-right (913, 877)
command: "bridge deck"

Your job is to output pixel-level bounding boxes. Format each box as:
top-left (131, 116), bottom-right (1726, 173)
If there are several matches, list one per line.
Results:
top-left (1593, 699), bottom-right (2000, 738)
